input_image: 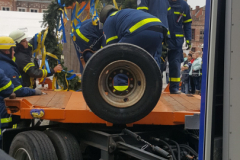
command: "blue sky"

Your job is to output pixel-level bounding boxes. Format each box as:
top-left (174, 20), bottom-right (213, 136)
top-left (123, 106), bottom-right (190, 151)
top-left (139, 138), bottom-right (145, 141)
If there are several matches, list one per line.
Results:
top-left (187, 0), bottom-right (206, 8)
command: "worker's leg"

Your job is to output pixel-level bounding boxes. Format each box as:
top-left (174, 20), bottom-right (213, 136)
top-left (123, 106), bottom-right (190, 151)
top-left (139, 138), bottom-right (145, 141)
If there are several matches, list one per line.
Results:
top-left (119, 30), bottom-right (163, 57)
top-left (154, 44), bottom-right (163, 68)
top-left (168, 48), bottom-right (182, 93)
top-left (113, 74), bottom-right (129, 91)
top-left (83, 51), bottom-right (94, 63)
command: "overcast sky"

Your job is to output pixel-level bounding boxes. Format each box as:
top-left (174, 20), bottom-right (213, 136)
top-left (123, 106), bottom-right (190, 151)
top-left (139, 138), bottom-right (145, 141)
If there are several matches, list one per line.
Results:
top-left (187, 0), bottom-right (206, 8)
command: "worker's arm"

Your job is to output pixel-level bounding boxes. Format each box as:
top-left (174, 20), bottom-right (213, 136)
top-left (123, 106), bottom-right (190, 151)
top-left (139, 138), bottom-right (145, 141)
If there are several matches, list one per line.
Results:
top-left (0, 69), bottom-right (14, 98)
top-left (10, 71), bottom-right (36, 97)
top-left (103, 18), bottom-right (119, 45)
top-left (183, 4), bottom-right (192, 42)
top-left (20, 54), bottom-right (56, 78)
top-left (167, 1), bottom-right (171, 13)
top-left (137, 0), bottom-right (149, 12)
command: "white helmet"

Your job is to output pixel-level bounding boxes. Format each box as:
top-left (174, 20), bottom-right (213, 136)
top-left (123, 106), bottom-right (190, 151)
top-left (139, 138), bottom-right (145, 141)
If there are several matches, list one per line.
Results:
top-left (9, 30), bottom-right (28, 43)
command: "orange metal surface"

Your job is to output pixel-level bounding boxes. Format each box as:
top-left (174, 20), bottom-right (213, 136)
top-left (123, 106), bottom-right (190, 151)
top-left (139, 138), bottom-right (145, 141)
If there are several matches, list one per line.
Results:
top-left (5, 91), bottom-right (200, 126)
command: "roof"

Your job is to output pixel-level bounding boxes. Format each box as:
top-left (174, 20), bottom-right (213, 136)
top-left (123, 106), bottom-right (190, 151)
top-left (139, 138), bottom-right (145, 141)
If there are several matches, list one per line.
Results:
top-left (0, 11), bottom-right (46, 37)
top-left (17, 0), bottom-right (52, 3)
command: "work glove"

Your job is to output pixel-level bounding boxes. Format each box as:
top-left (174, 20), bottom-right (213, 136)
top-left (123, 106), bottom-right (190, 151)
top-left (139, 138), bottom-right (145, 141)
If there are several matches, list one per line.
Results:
top-left (186, 40), bottom-right (191, 50)
top-left (35, 88), bottom-right (42, 95)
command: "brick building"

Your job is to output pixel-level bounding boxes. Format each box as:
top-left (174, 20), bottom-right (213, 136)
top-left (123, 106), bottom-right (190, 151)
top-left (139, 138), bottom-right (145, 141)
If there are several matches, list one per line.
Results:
top-left (191, 6), bottom-right (205, 52)
top-left (0, 0), bottom-right (52, 13)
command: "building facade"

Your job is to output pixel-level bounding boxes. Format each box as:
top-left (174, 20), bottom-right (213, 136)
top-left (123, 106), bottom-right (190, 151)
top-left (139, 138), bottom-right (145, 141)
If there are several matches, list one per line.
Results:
top-left (191, 6), bottom-right (205, 52)
top-left (0, 0), bottom-right (52, 13)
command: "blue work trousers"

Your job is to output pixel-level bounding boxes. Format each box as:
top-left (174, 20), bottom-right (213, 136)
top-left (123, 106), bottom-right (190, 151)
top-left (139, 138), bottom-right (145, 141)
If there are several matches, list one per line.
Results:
top-left (168, 48), bottom-right (183, 92)
top-left (119, 30), bottom-right (163, 58)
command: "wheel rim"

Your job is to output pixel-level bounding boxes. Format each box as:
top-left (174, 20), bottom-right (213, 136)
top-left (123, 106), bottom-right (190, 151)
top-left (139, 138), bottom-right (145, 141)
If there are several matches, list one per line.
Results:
top-left (13, 148), bottom-right (32, 160)
top-left (98, 60), bottom-right (146, 108)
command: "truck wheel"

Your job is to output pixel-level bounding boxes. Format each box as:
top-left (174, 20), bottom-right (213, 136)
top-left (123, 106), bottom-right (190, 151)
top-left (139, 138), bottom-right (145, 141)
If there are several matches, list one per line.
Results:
top-left (82, 43), bottom-right (162, 124)
top-left (44, 129), bottom-right (83, 160)
top-left (9, 130), bottom-right (58, 160)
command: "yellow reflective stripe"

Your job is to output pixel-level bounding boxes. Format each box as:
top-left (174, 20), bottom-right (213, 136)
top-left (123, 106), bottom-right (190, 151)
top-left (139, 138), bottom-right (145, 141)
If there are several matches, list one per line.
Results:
top-left (186, 40), bottom-right (190, 43)
top-left (176, 34), bottom-right (184, 37)
top-left (12, 124), bottom-right (17, 128)
top-left (167, 7), bottom-right (171, 11)
top-left (12, 56), bottom-right (16, 62)
top-left (137, 7), bottom-right (149, 10)
top-left (114, 86), bottom-right (129, 91)
top-left (1, 117), bottom-right (12, 123)
top-left (169, 77), bottom-right (181, 82)
top-left (129, 18), bottom-right (161, 33)
top-left (0, 80), bottom-right (12, 92)
top-left (76, 29), bottom-right (89, 43)
top-left (42, 69), bottom-right (48, 78)
top-left (23, 63), bottom-right (35, 73)
top-left (183, 19), bottom-right (192, 23)
top-left (0, 129), bottom-right (1, 135)
top-left (174, 12), bottom-right (186, 17)
top-left (13, 85), bottom-right (22, 92)
top-left (106, 36), bottom-right (118, 44)
top-left (110, 11), bottom-right (119, 16)
top-left (19, 75), bottom-right (22, 78)
top-left (167, 30), bottom-right (170, 35)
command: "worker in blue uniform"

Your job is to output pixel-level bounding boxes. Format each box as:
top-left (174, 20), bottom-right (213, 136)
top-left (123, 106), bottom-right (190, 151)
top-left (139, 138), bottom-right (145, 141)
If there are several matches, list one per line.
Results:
top-left (100, 5), bottom-right (168, 91)
top-left (137, 0), bottom-right (171, 68)
top-left (0, 37), bottom-right (42, 134)
top-left (167, 0), bottom-right (192, 94)
top-left (72, 19), bottom-right (104, 72)
top-left (0, 68), bottom-right (14, 145)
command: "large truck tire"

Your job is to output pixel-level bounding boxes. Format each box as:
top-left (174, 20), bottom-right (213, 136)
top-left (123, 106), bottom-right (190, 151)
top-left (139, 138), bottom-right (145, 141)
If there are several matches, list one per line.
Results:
top-left (82, 43), bottom-right (162, 124)
top-left (44, 129), bottom-right (83, 160)
top-left (9, 130), bottom-right (58, 160)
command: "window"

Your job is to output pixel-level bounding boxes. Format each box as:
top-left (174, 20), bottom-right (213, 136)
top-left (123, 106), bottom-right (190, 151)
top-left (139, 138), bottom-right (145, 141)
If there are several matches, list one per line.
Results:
top-left (42, 9), bottom-right (48, 13)
top-left (192, 29), bottom-right (195, 40)
top-left (2, 7), bottom-right (10, 11)
top-left (18, 8), bottom-right (26, 12)
top-left (30, 9), bottom-right (38, 13)
top-left (191, 48), bottom-right (196, 52)
top-left (200, 29), bottom-right (204, 41)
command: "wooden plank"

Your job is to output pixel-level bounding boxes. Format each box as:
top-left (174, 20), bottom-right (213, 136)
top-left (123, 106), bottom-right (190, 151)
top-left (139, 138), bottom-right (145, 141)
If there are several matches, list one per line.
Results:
top-left (169, 94), bottom-right (200, 111)
top-left (65, 92), bottom-right (88, 110)
top-left (180, 94), bottom-right (201, 105)
top-left (33, 91), bottom-right (57, 107)
top-left (161, 94), bottom-right (186, 111)
top-left (47, 91), bottom-right (72, 109)
top-left (22, 95), bottom-right (42, 105)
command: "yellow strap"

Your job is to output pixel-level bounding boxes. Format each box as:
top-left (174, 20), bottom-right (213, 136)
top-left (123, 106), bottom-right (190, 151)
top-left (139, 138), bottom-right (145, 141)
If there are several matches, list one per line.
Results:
top-left (137, 6), bottom-right (149, 10)
top-left (169, 77), bottom-right (181, 82)
top-left (76, 29), bottom-right (90, 43)
top-left (183, 19), bottom-right (192, 23)
top-left (92, 0), bottom-right (100, 26)
top-left (174, 12), bottom-right (186, 17)
top-left (110, 11), bottom-right (118, 16)
top-left (113, 0), bottom-right (118, 9)
top-left (106, 36), bottom-right (118, 44)
top-left (114, 86), bottom-right (128, 91)
top-left (175, 34), bottom-right (184, 37)
top-left (167, 7), bottom-right (171, 11)
top-left (23, 63), bottom-right (35, 73)
top-left (13, 85), bottom-right (22, 92)
top-left (1, 117), bottom-right (12, 123)
top-left (0, 80), bottom-right (12, 92)
top-left (129, 18), bottom-right (161, 33)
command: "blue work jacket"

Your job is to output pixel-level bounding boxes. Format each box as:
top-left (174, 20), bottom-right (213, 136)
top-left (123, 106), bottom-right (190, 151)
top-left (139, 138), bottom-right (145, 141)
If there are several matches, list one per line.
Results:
top-left (103, 9), bottom-right (167, 45)
top-left (137, 0), bottom-right (171, 29)
top-left (167, 0), bottom-right (192, 49)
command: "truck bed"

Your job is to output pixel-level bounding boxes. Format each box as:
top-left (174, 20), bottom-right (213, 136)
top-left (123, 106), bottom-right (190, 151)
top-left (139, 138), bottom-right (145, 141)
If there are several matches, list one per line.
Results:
top-left (5, 91), bottom-right (200, 126)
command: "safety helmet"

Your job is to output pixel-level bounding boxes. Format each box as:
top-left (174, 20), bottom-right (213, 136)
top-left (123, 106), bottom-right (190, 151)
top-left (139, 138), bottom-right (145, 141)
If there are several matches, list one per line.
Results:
top-left (9, 30), bottom-right (28, 43)
top-left (100, 5), bottom-right (118, 23)
top-left (0, 36), bottom-right (16, 50)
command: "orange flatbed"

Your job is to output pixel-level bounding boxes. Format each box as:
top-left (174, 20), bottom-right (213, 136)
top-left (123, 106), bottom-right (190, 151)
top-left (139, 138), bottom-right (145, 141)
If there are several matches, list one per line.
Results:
top-left (5, 91), bottom-right (200, 126)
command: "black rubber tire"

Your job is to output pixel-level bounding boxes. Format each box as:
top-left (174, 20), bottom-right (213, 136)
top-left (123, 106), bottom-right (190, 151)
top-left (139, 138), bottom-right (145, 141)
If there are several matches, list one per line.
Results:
top-left (44, 129), bottom-right (83, 160)
top-left (9, 130), bottom-right (58, 160)
top-left (82, 43), bottom-right (162, 124)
